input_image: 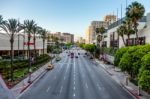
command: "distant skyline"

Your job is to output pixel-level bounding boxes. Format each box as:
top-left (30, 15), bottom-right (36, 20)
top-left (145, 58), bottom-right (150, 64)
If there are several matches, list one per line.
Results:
top-left (0, 0), bottom-right (150, 38)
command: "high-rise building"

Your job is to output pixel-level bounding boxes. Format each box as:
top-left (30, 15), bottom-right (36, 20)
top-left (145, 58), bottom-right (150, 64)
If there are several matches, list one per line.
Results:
top-left (77, 37), bottom-right (85, 44)
top-left (104, 15), bottom-right (117, 25)
top-left (87, 21), bottom-right (108, 44)
top-left (85, 26), bottom-right (91, 44)
top-left (62, 33), bottom-right (74, 43)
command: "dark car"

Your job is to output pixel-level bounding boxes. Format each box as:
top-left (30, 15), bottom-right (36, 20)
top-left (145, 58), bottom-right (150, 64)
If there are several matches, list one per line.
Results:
top-left (78, 53), bottom-right (80, 55)
top-left (90, 56), bottom-right (93, 59)
top-left (75, 56), bottom-right (78, 58)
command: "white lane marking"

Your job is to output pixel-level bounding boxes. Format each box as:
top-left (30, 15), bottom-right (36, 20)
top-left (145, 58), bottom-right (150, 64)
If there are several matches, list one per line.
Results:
top-left (73, 93), bottom-right (76, 97)
top-left (64, 76), bottom-right (66, 80)
top-left (97, 83), bottom-right (102, 90)
top-left (73, 86), bottom-right (76, 90)
top-left (85, 83), bottom-right (88, 88)
top-left (46, 87), bottom-right (51, 92)
top-left (54, 76), bottom-right (56, 79)
top-left (60, 86), bottom-right (63, 94)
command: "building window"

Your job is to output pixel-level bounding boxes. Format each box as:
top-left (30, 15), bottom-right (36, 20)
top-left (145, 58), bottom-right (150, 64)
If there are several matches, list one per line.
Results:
top-left (126, 37), bottom-right (145, 46)
top-left (102, 41), bottom-right (107, 47)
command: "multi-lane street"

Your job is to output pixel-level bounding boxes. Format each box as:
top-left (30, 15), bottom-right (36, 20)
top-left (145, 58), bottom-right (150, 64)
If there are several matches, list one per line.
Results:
top-left (18, 49), bottom-right (134, 99)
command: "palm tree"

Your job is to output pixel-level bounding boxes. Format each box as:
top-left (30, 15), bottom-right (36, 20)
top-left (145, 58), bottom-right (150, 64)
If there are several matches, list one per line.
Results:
top-left (32, 25), bottom-right (40, 58)
top-left (0, 15), bottom-right (6, 30)
top-left (117, 25), bottom-right (127, 46)
top-left (0, 19), bottom-right (22, 81)
top-left (23, 20), bottom-right (36, 83)
top-left (95, 26), bottom-right (105, 46)
top-left (126, 1), bottom-right (145, 42)
top-left (39, 28), bottom-right (47, 55)
top-left (97, 35), bottom-right (102, 46)
top-left (123, 18), bottom-right (135, 45)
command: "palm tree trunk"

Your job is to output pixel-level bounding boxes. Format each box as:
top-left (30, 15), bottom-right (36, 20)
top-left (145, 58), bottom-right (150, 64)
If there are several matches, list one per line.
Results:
top-left (43, 39), bottom-right (45, 55)
top-left (134, 23), bottom-right (139, 45)
top-left (10, 37), bottom-right (14, 81)
top-left (121, 36), bottom-right (126, 46)
top-left (28, 34), bottom-right (31, 83)
top-left (23, 31), bottom-right (25, 59)
top-left (33, 34), bottom-right (36, 61)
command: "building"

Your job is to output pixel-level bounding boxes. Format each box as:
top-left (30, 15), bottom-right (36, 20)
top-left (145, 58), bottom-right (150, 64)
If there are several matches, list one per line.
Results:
top-left (0, 33), bottom-right (47, 59)
top-left (102, 12), bottom-right (150, 48)
top-left (104, 15), bottom-right (117, 25)
top-left (86, 21), bottom-right (108, 44)
top-left (53, 32), bottom-right (61, 40)
top-left (62, 33), bottom-right (74, 44)
top-left (77, 37), bottom-right (85, 44)
top-left (85, 26), bottom-right (91, 44)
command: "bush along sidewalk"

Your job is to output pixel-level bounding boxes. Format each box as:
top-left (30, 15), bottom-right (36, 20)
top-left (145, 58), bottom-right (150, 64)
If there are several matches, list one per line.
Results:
top-left (114, 44), bottom-right (150, 95)
top-left (0, 54), bottom-right (51, 88)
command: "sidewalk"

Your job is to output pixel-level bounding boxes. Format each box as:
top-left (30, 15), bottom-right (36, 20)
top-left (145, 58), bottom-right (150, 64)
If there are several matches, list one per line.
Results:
top-left (95, 59), bottom-right (150, 99)
top-left (11, 53), bottom-right (61, 98)
top-left (11, 61), bottom-right (49, 98)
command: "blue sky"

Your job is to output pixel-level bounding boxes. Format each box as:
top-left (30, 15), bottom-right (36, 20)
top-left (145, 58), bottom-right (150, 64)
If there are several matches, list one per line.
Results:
top-left (0, 0), bottom-right (150, 37)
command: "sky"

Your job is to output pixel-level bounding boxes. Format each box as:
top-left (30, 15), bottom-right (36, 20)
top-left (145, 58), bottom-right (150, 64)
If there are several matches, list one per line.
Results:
top-left (0, 0), bottom-right (150, 38)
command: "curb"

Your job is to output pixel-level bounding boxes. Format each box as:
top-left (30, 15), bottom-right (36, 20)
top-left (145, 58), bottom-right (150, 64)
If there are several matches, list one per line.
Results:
top-left (20, 70), bottom-right (47, 93)
top-left (95, 59), bottom-right (140, 99)
top-left (121, 83), bottom-right (140, 99)
top-left (95, 60), bottom-right (113, 76)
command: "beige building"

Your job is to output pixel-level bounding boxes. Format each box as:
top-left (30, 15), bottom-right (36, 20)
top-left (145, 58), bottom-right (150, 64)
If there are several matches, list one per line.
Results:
top-left (104, 15), bottom-right (117, 25)
top-left (77, 37), bottom-right (85, 44)
top-left (0, 33), bottom-right (47, 59)
top-left (85, 26), bottom-right (91, 44)
top-left (62, 33), bottom-right (74, 44)
top-left (86, 21), bottom-right (108, 44)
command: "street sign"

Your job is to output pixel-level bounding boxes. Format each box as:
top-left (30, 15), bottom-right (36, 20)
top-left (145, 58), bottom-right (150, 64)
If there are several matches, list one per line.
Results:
top-left (24, 42), bottom-right (34, 45)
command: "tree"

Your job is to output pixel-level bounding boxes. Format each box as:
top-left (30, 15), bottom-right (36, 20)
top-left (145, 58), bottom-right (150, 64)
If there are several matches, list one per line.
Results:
top-left (23, 20), bottom-right (36, 83)
top-left (123, 18), bottom-right (135, 39)
top-left (138, 53), bottom-right (150, 91)
top-left (32, 25), bottom-right (40, 58)
top-left (95, 27), bottom-right (105, 46)
top-left (126, 1), bottom-right (145, 42)
top-left (39, 28), bottom-right (48, 55)
top-left (0, 19), bottom-right (22, 81)
top-left (0, 15), bottom-right (5, 26)
top-left (96, 35), bottom-right (102, 46)
top-left (117, 25), bottom-right (127, 46)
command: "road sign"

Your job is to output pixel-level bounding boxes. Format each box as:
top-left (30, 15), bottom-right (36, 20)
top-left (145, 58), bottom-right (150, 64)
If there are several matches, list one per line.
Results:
top-left (24, 42), bottom-right (34, 45)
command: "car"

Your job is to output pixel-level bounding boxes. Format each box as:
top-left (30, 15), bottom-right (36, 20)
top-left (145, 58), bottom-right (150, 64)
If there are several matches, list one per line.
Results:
top-left (90, 56), bottom-right (93, 59)
top-left (75, 56), bottom-right (78, 58)
top-left (46, 64), bottom-right (54, 70)
top-left (56, 57), bottom-right (61, 61)
top-left (78, 53), bottom-right (80, 55)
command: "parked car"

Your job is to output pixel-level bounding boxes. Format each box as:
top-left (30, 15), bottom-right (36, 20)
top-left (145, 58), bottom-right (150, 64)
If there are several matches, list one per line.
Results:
top-left (90, 56), bottom-right (93, 59)
top-left (56, 56), bottom-right (61, 61)
top-left (75, 56), bottom-right (78, 58)
top-left (71, 52), bottom-right (74, 58)
top-left (46, 64), bottom-right (54, 70)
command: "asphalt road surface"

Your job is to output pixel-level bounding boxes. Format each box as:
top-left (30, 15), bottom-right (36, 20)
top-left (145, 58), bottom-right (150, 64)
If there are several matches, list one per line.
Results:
top-left (18, 49), bottom-right (134, 99)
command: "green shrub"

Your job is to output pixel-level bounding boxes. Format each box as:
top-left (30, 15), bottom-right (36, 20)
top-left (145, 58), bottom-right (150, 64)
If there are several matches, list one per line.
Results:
top-left (119, 46), bottom-right (139, 73)
top-left (114, 47), bottom-right (129, 66)
top-left (138, 53), bottom-right (150, 91)
top-left (101, 47), bottom-right (117, 56)
top-left (119, 45), bottom-right (150, 78)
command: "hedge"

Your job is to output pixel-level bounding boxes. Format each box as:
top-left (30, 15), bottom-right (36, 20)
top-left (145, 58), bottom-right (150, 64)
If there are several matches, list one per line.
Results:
top-left (114, 47), bottom-right (129, 66)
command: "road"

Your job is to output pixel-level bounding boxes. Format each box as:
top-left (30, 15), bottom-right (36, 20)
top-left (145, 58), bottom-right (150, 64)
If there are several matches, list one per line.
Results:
top-left (18, 49), bottom-right (134, 99)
